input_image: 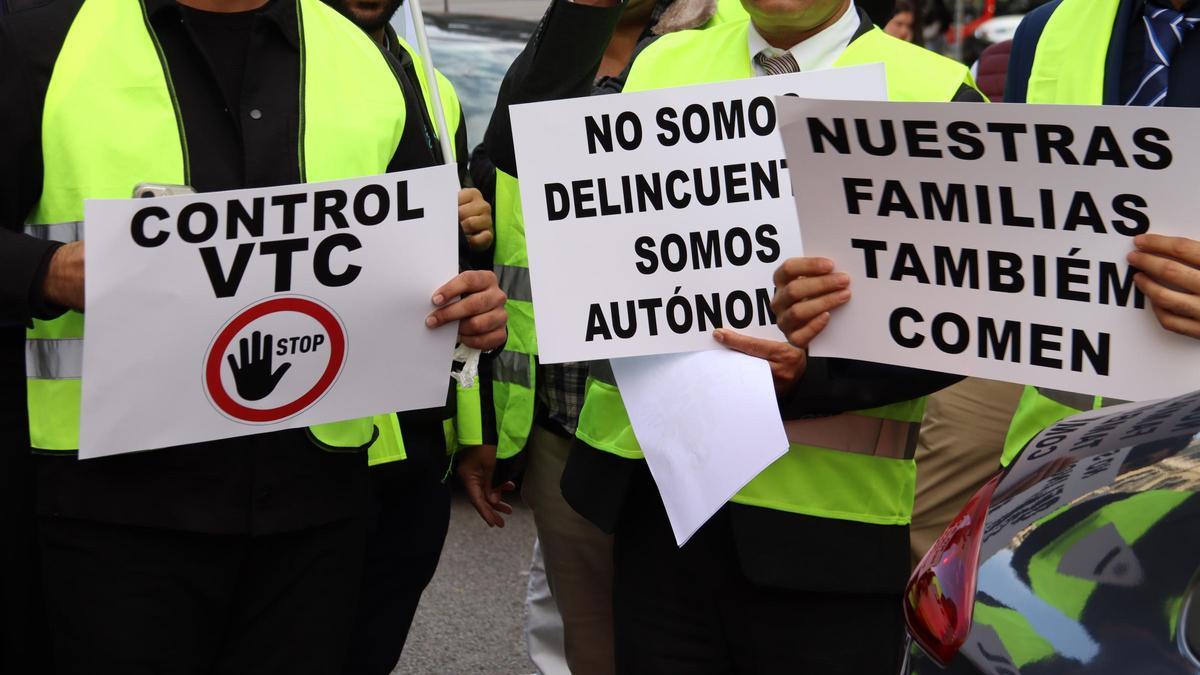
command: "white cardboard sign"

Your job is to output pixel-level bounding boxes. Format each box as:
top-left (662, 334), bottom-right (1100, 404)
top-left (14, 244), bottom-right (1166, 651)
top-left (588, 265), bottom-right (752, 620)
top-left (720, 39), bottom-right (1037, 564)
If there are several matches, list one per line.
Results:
top-left (778, 98), bottom-right (1200, 402)
top-left (510, 65), bottom-right (887, 364)
top-left (80, 166), bottom-right (461, 458)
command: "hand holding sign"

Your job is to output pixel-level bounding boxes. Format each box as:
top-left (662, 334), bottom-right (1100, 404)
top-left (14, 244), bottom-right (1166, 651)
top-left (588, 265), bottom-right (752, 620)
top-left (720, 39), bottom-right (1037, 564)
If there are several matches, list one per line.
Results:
top-left (427, 270), bottom-right (508, 350)
top-left (44, 241), bottom-right (85, 311)
top-left (1129, 233), bottom-right (1200, 340)
top-left (770, 257), bottom-right (850, 350)
top-left (458, 188), bottom-right (494, 252)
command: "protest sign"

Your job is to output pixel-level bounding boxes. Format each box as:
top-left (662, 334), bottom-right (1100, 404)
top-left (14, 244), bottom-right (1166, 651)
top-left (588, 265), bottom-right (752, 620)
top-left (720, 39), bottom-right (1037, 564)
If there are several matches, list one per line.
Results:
top-left (80, 165), bottom-right (460, 458)
top-left (510, 65), bottom-right (887, 364)
top-left (778, 98), bottom-right (1200, 401)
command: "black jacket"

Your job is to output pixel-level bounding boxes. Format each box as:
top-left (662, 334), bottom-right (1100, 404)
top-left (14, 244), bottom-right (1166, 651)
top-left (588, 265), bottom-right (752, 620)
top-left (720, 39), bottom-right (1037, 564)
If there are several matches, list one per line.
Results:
top-left (487, 2), bottom-right (978, 593)
top-left (0, 0), bottom-right (467, 535)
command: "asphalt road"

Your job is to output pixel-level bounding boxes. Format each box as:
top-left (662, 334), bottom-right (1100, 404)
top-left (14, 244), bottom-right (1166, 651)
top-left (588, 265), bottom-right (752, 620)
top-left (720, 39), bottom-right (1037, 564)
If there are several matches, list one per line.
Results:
top-left (426, 0), bottom-right (549, 21)
top-left (393, 491), bottom-right (538, 674)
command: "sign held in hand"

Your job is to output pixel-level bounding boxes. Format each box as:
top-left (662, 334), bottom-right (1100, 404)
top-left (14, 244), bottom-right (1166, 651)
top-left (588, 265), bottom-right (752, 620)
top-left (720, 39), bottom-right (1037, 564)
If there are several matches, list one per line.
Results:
top-left (510, 65), bottom-right (887, 364)
top-left (778, 98), bottom-right (1200, 401)
top-left (80, 165), bottom-right (461, 458)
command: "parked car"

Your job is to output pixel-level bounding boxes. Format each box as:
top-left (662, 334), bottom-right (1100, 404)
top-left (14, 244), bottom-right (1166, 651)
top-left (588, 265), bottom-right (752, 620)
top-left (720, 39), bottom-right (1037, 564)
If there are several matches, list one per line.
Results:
top-left (391, 13), bottom-right (536, 150)
top-left (902, 391), bottom-right (1200, 674)
top-left (942, 0), bottom-right (1054, 65)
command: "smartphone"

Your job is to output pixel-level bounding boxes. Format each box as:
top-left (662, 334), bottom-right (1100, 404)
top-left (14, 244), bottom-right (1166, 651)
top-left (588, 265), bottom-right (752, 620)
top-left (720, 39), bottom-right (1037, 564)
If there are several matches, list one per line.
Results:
top-left (132, 183), bottom-right (196, 199)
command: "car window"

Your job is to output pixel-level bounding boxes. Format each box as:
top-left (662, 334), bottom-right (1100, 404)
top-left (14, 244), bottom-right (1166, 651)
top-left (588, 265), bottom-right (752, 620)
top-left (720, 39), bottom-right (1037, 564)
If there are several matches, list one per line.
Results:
top-left (427, 36), bottom-right (525, 150)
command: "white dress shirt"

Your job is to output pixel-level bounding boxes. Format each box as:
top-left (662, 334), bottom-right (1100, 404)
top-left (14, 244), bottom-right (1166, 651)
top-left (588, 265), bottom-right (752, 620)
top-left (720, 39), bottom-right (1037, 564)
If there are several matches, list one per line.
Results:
top-left (748, 1), bottom-right (861, 75)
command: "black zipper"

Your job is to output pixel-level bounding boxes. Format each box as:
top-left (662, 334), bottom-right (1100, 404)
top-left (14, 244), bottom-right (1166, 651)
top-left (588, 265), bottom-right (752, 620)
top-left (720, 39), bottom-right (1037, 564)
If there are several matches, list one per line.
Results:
top-left (139, 0), bottom-right (193, 186)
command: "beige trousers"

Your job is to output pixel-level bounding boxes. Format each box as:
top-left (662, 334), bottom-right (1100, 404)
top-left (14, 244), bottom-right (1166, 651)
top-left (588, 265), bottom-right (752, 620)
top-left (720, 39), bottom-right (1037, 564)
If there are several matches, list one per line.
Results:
top-left (910, 378), bottom-right (1024, 568)
top-left (521, 424), bottom-right (616, 675)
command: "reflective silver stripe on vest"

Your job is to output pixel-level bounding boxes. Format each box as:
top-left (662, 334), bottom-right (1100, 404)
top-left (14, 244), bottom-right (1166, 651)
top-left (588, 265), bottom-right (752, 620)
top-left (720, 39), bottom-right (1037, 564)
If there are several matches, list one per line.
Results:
top-left (1100, 396), bottom-right (1130, 408)
top-left (783, 414), bottom-right (920, 460)
top-left (589, 360), bottom-right (616, 386)
top-left (26, 338), bottom-right (84, 380)
top-left (495, 264), bottom-right (532, 303)
top-left (494, 350), bottom-right (532, 388)
top-left (24, 221), bottom-right (83, 243)
top-left (1034, 387), bottom-right (1095, 411)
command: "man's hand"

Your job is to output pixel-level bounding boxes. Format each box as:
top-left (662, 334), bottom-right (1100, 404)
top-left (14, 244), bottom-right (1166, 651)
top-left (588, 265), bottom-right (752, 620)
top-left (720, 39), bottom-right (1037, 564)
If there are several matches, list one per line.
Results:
top-left (456, 444), bottom-right (515, 528)
top-left (427, 270), bottom-right (508, 350)
top-left (1129, 234), bottom-right (1200, 340)
top-left (459, 188), bottom-right (494, 252)
top-left (770, 257), bottom-right (850, 349)
top-left (713, 329), bottom-right (806, 396)
top-left (43, 241), bottom-right (85, 311)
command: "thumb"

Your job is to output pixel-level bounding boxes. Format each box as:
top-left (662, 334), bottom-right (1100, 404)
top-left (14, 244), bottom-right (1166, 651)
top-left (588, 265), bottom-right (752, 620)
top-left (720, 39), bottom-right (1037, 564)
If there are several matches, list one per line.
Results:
top-left (270, 361), bottom-right (292, 386)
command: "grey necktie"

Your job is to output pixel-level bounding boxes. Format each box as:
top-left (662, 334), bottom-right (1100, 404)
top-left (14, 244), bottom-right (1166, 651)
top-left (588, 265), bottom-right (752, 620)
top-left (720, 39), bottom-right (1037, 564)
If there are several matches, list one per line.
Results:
top-left (754, 50), bottom-right (801, 76)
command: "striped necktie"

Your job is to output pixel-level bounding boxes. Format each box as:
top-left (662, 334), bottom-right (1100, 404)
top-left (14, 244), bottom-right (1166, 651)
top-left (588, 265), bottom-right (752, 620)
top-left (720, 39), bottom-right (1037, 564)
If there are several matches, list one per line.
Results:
top-left (1126, 1), bottom-right (1200, 106)
top-left (755, 50), bottom-right (801, 76)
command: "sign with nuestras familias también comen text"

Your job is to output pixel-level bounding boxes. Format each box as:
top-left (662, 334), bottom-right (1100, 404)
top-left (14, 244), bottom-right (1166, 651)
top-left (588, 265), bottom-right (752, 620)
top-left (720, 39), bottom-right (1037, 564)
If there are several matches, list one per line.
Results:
top-left (777, 98), bottom-right (1200, 402)
top-left (80, 165), bottom-right (460, 458)
top-left (509, 64), bottom-right (888, 364)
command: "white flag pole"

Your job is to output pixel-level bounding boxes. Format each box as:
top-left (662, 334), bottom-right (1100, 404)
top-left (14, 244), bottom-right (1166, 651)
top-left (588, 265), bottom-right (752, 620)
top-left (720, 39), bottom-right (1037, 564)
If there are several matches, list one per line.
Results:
top-left (407, 0), bottom-right (455, 165)
top-left (406, 0), bottom-right (484, 385)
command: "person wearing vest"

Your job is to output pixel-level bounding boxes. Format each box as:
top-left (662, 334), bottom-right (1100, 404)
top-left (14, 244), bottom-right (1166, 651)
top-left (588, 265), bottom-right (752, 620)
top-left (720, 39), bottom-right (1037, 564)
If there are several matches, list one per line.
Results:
top-left (0, 0), bottom-right (507, 670)
top-left (323, 0), bottom-right (500, 671)
top-left (470, 2), bottom-right (747, 672)
top-left (998, 0), bottom-right (1200, 468)
top-left (557, 1), bottom-right (980, 672)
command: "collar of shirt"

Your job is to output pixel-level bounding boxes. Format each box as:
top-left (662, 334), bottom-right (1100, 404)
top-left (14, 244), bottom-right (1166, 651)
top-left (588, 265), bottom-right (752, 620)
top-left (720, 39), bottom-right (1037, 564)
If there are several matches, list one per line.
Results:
top-left (145, 0), bottom-right (301, 50)
top-left (747, 1), bottom-right (860, 75)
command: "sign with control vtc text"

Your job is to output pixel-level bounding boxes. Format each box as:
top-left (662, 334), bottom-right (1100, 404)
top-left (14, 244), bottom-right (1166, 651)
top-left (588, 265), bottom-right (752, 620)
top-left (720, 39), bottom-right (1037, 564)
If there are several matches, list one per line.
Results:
top-left (778, 98), bottom-right (1200, 401)
top-left (80, 165), bottom-right (460, 458)
top-left (510, 64), bottom-right (887, 363)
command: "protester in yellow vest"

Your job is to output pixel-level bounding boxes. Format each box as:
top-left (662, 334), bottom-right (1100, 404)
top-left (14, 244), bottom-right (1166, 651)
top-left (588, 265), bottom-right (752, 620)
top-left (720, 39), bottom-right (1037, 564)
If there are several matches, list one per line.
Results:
top-left (997, 0), bottom-right (1200, 467)
top-left (553, 1), bottom-right (981, 671)
top-left (0, 0), bottom-right (505, 670)
top-left (321, 0), bottom-right (499, 671)
top-left (469, 2), bottom-right (746, 672)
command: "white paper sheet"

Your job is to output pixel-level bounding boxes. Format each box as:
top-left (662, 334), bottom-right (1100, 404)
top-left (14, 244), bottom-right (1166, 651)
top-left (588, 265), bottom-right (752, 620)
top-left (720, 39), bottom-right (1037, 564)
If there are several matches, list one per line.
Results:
top-left (611, 350), bottom-right (790, 545)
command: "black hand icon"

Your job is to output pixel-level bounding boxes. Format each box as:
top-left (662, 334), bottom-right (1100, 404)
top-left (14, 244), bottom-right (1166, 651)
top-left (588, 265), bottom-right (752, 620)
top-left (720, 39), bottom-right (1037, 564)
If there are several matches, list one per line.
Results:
top-left (227, 331), bottom-right (292, 402)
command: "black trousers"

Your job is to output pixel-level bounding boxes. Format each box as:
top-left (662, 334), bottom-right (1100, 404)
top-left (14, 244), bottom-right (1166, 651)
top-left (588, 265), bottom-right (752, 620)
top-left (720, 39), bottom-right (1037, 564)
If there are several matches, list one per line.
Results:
top-left (343, 459), bottom-right (451, 675)
top-left (38, 515), bottom-right (367, 675)
top-left (612, 469), bottom-right (905, 675)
